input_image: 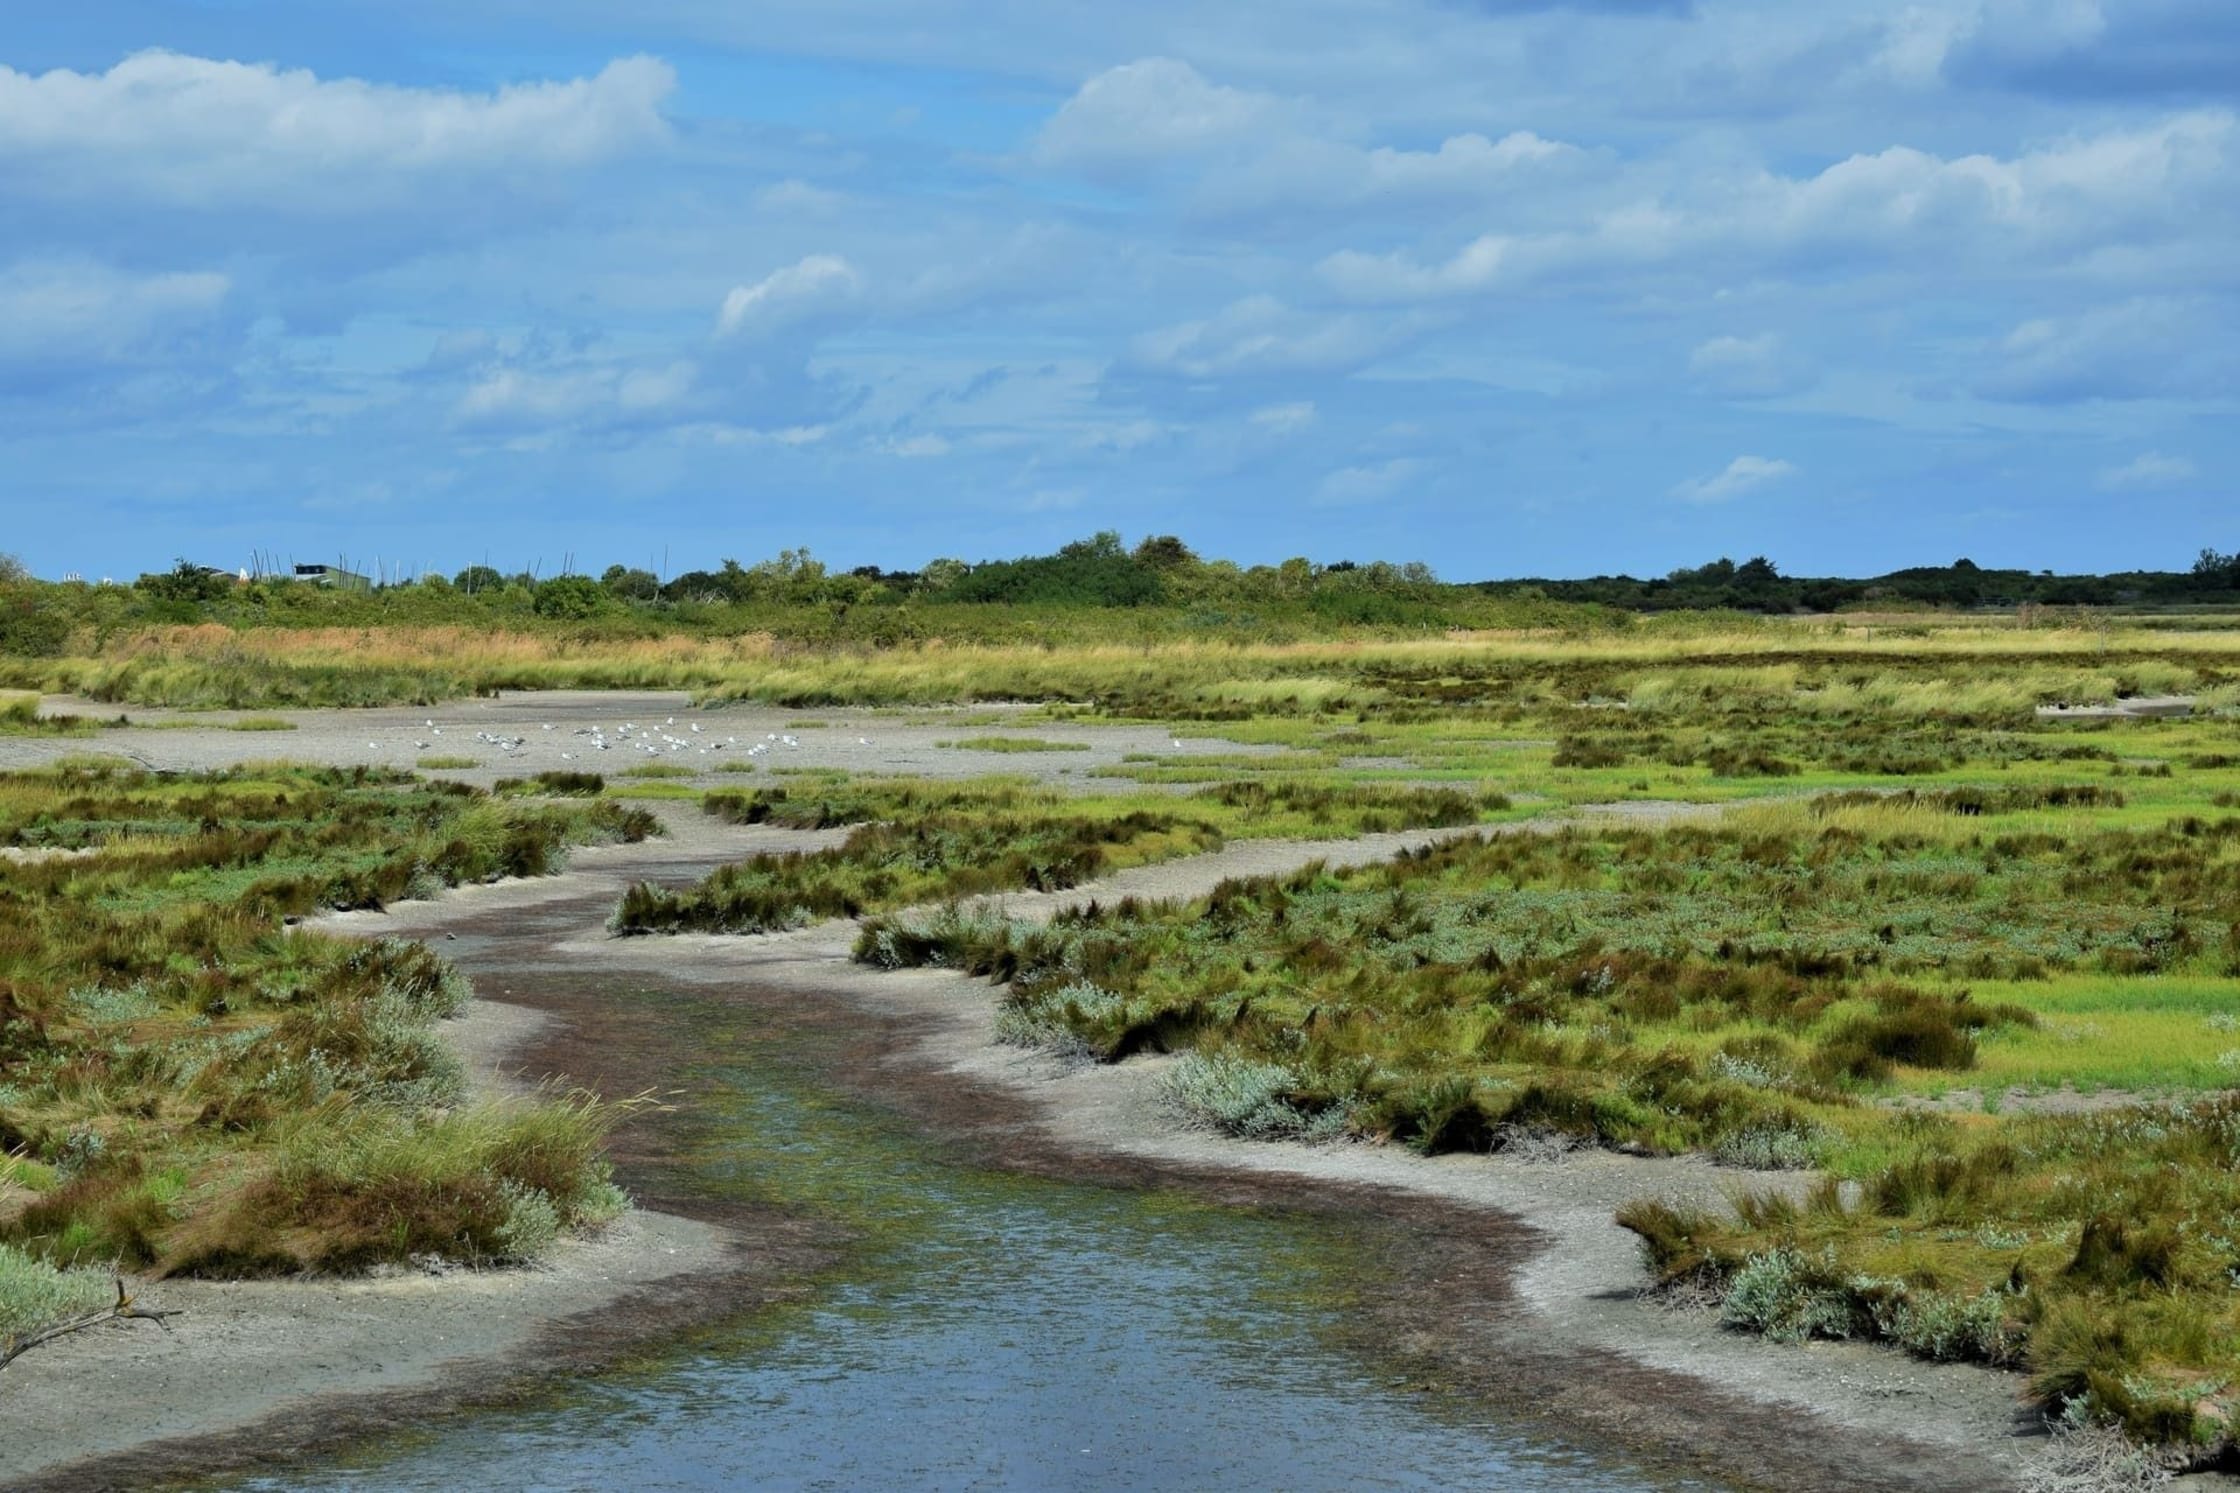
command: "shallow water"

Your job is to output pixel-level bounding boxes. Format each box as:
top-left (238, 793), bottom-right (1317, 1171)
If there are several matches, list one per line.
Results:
top-left (216, 989), bottom-right (1725, 1492)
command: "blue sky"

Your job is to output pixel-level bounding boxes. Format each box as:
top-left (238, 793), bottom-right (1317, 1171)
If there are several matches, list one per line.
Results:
top-left (1, 0), bottom-right (2233, 581)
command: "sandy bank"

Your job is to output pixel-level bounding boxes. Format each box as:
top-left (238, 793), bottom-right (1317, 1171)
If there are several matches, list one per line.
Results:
top-left (0, 821), bottom-right (795, 1491)
top-left (0, 1204), bottom-right (731, 1491)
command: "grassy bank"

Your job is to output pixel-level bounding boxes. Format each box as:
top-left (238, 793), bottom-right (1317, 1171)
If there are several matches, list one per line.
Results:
top-left (0, 760), bottom-right (656, 1344)
top-left (613, 777), bottom-right (1495, 935)
top-left (853, 771), bottom-right (2240, 1449)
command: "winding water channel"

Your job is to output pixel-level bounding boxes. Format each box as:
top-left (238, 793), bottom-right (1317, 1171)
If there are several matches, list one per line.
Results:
top-left (205, 973), bottom-right (1724, 1492)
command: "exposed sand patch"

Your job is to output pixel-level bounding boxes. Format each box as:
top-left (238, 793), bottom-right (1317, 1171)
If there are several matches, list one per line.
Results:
top-left (2, 690), bottom-right (1289, 794)
top-left (0, 1205), bottom-right (731, 1488)
top-left (2034, 695), bottom-right (2195, 719)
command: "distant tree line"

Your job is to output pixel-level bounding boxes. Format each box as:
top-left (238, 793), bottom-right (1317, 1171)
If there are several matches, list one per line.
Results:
top-left (0, 534), bottom-right (1480, 656)
top-left (445, 532), bottom-right (1449, 621)
top-left (1480, 551), bottom-right (2240, 613)
top-left (2, 538), bottom-right (2238, 661)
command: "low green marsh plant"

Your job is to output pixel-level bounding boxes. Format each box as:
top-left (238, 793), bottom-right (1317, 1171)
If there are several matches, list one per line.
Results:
top-left (0, 693), bottom-right (95, 738)
top-left (493, 770), bottom-right (607, 796)
top-left (935, 736), bottom-right (1092, 753)
top-left (0, 1243), bottom-right (112, 1342)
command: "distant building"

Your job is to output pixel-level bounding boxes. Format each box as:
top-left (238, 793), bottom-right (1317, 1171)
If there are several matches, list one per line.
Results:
top-left (293, 563), bottom-right (372, 590)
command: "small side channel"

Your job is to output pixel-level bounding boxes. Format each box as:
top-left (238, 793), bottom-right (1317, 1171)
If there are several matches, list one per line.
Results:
top-left (210, 980), bottom-right (1728, 1492)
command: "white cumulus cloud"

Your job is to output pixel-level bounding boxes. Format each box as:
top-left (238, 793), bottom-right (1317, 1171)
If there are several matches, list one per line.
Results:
top-left (1034, 58), bottom-right (1576, 218)
top-left (1976, 300), bottom-right (2227, 403)
top-left (1688, 333), bottom-right (1816, 399)
top-left (1033, 58), bottom-right (1272, 171)
top-left (1128, 296), bottom-right (1404, 377)
top-left (1320, 235), bottom-right (1512, 302)
top-left (0, 51), bottom-right (675, 207)
top-left (1320, 110), bottom-right (2236, 304)
top-left (454, 359), bottom-right (696, 433)
top-left (1250, 401), bottom-right (1318, 435)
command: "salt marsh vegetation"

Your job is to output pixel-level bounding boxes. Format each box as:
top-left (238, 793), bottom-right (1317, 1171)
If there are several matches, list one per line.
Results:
top-left (0, 761), bottom-right (653, 1351)
top-left (13, 594), bottom-right (2240, 1466)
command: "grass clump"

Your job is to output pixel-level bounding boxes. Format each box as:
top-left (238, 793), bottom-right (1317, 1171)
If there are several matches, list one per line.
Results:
top-left (1164, 1052), bottom-right (1351, 1141)
top-left (493, 770), bottom-right (606, 797)
top-left (936, 736), bottom-right (1093, 753)
top-left (1621, 1096), bottom-right (2240, 1448)
top-left (416, 754), bottom-right (480, 769)
top-left (0, 1242), bottom-right (113, 1343)
top-left (164, 1092), bottom-right (627, 1274)
top-left (0, 693), bottom-right (95, 738)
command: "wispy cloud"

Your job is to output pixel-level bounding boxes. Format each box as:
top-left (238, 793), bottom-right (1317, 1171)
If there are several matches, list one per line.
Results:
top-left (1672, 455), bottom-right (1797, 504)
top-left (1315, 457), bottom-right (1425, 507)
top-left (2099, 451), bottom-right (2198, 490)
top-left (1249, 401), bottom-right (1318, 435)
top-left (1687, 334), bottom-right (1816, 399)
top-left (717, 255), bottom-right (861, 338)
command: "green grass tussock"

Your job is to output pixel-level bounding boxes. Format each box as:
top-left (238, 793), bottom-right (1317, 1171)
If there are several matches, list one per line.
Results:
top-left (1621, 1094), bottom-right (2240, 1444)
top-left (0, 1243), bottom-right (113, 1343)
top-left (935, 736), bottom-right (1093, 753)
top-left (163, 1092), bottom-right (627, 1275)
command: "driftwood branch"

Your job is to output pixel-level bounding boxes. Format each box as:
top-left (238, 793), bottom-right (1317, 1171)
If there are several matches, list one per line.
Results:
top-left (0, 1278), bottom-right (182, 1372)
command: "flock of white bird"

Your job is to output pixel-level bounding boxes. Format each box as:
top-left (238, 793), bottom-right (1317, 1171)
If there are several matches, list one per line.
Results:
top-left (352, 713), bottom-right (1192, 768)
top-left (363, 714), bottom-right (879, 765)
